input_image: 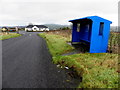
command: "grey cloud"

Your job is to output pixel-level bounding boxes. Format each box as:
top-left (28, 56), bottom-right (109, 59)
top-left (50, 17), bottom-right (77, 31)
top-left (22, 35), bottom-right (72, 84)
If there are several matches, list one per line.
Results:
top-left (0, 1), bottom-right (118, 26)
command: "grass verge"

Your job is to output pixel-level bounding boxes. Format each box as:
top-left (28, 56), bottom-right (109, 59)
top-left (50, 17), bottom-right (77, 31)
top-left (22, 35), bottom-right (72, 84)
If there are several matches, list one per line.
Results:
top-left (0, 33), bottom-right (21, 40)
top-left (39, 33), bottom-right (74, 56)
top-left (39, 33), bottom-right (118, 88)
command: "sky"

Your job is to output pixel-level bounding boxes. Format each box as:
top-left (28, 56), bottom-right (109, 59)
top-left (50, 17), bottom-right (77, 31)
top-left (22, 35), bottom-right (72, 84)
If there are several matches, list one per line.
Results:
top-left (0, 0), bottom-right (119, 26)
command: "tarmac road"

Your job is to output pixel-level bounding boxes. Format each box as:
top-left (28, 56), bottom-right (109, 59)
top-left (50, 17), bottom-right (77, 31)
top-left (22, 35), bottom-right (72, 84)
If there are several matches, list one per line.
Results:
top-left (2, 31), bottom-right (80, 88)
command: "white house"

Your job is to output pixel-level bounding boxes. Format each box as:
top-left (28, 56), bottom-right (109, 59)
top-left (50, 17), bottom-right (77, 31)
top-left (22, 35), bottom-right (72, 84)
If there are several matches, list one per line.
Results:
top-left (25, 25), bottom-right (49, 32)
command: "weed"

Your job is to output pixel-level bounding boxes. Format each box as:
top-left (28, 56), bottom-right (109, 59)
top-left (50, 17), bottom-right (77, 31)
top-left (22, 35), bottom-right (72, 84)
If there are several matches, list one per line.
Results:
top-left (39, 32), bottom-right (118, 88)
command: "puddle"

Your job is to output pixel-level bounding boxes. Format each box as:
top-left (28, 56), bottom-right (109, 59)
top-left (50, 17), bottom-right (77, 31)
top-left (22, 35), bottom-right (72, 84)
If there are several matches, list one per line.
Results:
top-left (62, 50), bottom-right (80, 56)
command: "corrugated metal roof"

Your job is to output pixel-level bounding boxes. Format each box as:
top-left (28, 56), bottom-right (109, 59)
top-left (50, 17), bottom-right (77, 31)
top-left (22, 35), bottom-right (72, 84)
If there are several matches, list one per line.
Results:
top-left (69, 16), bottom-right (112, 23)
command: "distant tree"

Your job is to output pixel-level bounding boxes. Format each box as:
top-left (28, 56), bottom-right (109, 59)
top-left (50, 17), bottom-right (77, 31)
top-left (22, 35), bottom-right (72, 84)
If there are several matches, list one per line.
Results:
top-left (66, 27), bottom-right (70, 30)
top-left (61, 27), bottom-right (70, 30)
top-left (62, 27), bottom-right (66, 30)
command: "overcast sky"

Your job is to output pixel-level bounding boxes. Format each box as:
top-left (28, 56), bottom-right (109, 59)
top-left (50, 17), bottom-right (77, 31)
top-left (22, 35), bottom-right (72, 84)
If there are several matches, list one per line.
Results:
top-left (0, 0), bottom-right (119, 26)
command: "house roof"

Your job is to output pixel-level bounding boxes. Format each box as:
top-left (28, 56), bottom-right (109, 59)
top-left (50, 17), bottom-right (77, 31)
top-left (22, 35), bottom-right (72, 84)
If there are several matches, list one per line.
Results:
top-left (26, 25), bottom-right (48, 28)
top-left (35, 25), bottom-right (48, 28)
top-left (2, 27), bottom-right (8, 29)
top-left (26, 25), bottom-right (34, 28)
top-left (8, 27), bottom-right (16, 29)
top-left (69, 16), bottom-right (112, 23)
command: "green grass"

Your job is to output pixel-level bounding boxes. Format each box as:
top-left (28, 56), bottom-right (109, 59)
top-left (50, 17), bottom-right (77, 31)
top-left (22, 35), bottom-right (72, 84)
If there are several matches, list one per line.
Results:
top-left (39, 33), bottom-right (118, 88)
top-left (39, 33), bottom-right (74, 56)
top-left (0, 33), bottom-right (21, 40)
top-left (54, 53), bottom-right (118, 88)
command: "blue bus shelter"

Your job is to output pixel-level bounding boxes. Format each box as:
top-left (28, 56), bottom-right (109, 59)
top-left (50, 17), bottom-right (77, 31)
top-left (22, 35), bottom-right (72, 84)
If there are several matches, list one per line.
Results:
top-left (69, 16), bottom-right (112, 53)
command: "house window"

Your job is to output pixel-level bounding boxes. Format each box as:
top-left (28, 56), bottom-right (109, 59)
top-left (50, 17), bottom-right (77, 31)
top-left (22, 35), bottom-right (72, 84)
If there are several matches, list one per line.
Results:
top-left (99, 22), bottom-right (104, 35)
top-left (77, 23), bottom-right (80, 32)
top-left (34, 28), bottom-right (37, 30)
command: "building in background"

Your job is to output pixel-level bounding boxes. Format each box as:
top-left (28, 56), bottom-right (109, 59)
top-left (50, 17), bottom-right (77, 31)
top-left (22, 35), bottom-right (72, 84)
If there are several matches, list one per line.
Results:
top-left (8, 27), bottom-right (18, 32)
top-left (1, 27), bottom-right (8, 32)
top-left (25, 25), bottom-right (49, 32)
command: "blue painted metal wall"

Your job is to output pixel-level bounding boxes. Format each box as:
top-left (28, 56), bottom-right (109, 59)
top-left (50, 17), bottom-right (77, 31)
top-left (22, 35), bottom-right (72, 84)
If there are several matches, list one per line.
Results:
top-left (79, 22), bottom-right (92, 42)
top-left (71, 23), bottom-right (80, 42)
top-left (69, 16), bottom-right (112, 53)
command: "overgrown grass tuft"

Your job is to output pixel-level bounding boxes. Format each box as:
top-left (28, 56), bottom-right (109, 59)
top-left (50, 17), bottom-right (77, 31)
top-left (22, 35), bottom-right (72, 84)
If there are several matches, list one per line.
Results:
top-left (54, 53), bottom-right (118, 88)
top-left (39, 33), bottom-right (74, 56)
top-left (0, 33), bottom-right (21, 40)
top-left (39, 33), bottom-right (118, 88)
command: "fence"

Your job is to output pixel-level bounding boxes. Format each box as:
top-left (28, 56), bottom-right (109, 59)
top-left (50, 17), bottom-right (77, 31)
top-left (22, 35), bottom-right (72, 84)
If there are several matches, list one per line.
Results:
top-left (108, 32), bottom-right (120, 54)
